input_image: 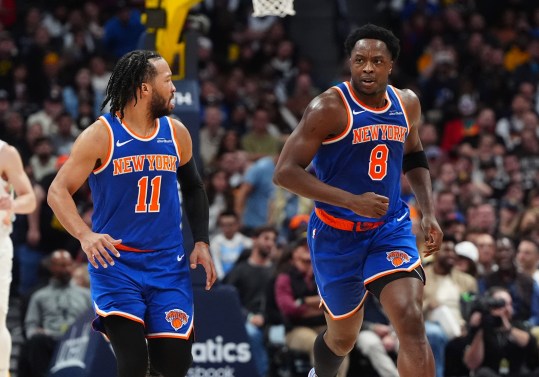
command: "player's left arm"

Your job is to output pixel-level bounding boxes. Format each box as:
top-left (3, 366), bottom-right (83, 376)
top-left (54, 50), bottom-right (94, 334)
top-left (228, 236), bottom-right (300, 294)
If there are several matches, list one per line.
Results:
top-left (400, 89), bottom-right (443, 256)
top-left (171, 118), bottom-right (216, 290)
top-left (0, 145), bottom-right (36, 214)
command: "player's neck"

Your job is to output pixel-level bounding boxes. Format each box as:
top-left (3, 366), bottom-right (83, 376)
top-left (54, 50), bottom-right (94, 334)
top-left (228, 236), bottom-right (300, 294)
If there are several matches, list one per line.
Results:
top-left (120, 105), bottom-right (156, 136)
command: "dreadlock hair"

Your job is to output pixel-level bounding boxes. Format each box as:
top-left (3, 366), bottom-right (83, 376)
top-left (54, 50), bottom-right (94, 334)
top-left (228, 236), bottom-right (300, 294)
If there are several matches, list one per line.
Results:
top-left (344, 24), bottom-right (400, 61)
top-left (101, 50), bottom-right (162, 119)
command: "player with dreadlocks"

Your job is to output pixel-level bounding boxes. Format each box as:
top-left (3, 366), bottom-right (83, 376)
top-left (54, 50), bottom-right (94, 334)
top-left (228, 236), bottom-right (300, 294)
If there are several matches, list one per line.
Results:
top-left (48, 50), bottom-right (216, 377)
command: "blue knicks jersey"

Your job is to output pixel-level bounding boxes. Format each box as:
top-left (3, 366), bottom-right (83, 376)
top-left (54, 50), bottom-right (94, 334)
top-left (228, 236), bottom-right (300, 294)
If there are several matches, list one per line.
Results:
top-left (88, 113), bottom-right (182, 251)
top-left (313, 82), bottom-right (410, 222)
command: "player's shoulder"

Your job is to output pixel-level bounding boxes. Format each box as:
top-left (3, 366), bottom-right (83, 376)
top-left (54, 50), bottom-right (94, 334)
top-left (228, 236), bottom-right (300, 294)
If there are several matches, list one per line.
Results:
top-left (166, 116), bottom-right (189, 135)
top-left (306, 87), bottom-right (345, 116)
top-left (392, 87), bottom-right (420, 106)
top-left (0, 142), bottom-right (21, 164)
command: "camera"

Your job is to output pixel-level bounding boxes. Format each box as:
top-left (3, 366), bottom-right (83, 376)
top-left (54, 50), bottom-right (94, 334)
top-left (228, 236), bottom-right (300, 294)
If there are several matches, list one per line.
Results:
top-left (472, 296), bottom-right (506, 329)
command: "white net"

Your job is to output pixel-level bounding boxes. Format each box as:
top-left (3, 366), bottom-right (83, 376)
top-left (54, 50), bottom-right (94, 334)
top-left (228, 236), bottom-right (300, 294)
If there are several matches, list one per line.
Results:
top-left (252, 0), bottom-right (296, 17)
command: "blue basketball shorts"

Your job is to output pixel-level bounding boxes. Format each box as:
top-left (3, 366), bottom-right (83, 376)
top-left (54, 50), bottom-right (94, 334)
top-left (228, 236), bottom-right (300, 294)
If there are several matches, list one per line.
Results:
top-left (89, 246), bottom-right (194, 339)
top-left (307, 207), bottom-right (422, 319)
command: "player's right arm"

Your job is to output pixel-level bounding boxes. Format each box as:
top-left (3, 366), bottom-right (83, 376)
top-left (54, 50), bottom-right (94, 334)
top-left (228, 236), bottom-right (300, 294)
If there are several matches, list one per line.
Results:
top-left (47, 120), bottom-right (121, 269)
top-left (273, 90), bottom-right (388, 218)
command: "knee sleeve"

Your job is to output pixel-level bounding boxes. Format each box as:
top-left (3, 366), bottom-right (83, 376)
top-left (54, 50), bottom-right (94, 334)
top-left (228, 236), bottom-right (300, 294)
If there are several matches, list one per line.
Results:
top-left (148, 333), bottom-right (193, 377)
top-left (102, 315), bottom-right (148, 377)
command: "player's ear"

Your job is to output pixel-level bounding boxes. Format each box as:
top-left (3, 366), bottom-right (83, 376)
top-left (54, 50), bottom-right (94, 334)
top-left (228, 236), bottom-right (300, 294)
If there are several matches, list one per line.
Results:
top-left (139, 83), bottom-right (150, 99)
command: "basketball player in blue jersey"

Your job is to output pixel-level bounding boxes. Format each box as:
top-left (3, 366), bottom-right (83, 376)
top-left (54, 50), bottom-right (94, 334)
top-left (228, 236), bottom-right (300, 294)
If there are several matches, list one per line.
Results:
top-left (48, 50), bottom-right (216, 377)
top-left (274, 24), bottom-right (443, 377)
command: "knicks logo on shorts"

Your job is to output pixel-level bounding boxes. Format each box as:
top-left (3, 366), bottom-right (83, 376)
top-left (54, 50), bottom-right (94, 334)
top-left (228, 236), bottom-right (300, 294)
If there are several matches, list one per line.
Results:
top-left (165, 309), bottom-right (189, 331)
top-left (386, 250), bottom-right (411, 267)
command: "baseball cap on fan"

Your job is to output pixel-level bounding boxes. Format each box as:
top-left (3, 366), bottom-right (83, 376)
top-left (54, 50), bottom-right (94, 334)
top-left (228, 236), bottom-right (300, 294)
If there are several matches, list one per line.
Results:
top-left (455, 241), bottom-right (478, 263)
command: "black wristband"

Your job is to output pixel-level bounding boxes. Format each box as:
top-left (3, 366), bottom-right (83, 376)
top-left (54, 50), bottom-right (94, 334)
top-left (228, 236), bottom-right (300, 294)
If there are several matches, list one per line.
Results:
top-left (402, 150), bottom-right (429, 174)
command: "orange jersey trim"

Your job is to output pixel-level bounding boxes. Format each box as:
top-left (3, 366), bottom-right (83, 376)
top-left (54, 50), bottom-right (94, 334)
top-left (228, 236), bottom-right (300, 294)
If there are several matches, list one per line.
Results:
top-left (345, 81), bottom-right (391, 112)
top-left (315, 207), bottom-right (384, 232)
top-left (363, 259), bottom-right (423, 285)
top-left (147, 325), bottom-right (194, 340)
top-left (322, 291), bottom-right (369, 320)
top-left (167, 116), bottom-right (182, 163)
top-left (95, 308), bottom-right (145, 326)
top-left (93, 117), bottom-right (114, 174)
top-left (323, 87), bottom-right (353, 144)
top-left (116, 243), bottom-right (153, 252)
top-left (116, 112), bottom-right (160, 140)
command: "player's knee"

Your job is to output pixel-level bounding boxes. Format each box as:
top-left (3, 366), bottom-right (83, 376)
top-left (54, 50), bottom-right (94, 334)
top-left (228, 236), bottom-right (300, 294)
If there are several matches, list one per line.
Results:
top-left (326, 332), bottom-right (356, 355)
top-left (392, 301), bottom-right (425, 335)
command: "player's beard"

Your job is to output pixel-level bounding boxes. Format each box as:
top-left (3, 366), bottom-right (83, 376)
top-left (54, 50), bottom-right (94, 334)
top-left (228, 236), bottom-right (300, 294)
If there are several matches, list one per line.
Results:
top-left (258, 247), bottom-right (272, 260)
top-left (150, 91), bottom-right (172, 119)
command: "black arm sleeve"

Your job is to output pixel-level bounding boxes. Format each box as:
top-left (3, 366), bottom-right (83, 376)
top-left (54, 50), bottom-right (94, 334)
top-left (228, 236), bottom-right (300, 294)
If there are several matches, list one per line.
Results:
top-left (177, 158), bottom-right (209, 245)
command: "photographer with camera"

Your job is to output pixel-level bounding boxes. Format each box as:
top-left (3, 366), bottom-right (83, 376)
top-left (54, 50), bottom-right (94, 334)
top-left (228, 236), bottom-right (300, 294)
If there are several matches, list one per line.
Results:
top-left (464, 287), bottom-right (539, 377)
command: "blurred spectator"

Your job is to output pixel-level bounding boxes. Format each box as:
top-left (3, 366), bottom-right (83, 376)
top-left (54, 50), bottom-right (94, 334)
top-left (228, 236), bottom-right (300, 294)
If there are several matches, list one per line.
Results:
top-left (205, 168), bottom-right (234, 238)
top-left (284, 73), bottom-right (319, 123)
top-left (434, 190), bottom-right (463, 224)
top-left (26, 90), bottom-right (64, 137)
top-left (468, 202), bottom-right (497, 235)
top-left (224, 226), bottom-right (277, 377)
top-left (23, 156), bottom-right (79, 295)
top-left (50, 112), bottom-right (78, 156)
top-left (83, 1), bottom-right (104, 41)
top-left (274, 237), bottom-right (349, 377)
top-left (241, 107), bottom-right (281, 160)
top-left (215, 129), bottom-right (242, 160)
top-left (71, 263), bottom-right (90, 289)
top-left (102, 2), bottom-right (145, 59)
top-left (200, 104), bottom-right (226, 170)
top-left (62, 8), bottom-right (98, 65)
top-left (210, 211), bottom-right (252, 280)
top-left (17, 250), bottom-right (92, 377)
top-left (513, 37), bottom-right (539, 88)
top-left (474, 233), bottom-right (498, 277)
top-left (62, 67), bottom-right (100, 120)
top-left (0, 32), bottom-right (17, 92)
top-left (356, 294), bottom-right (399, 377)
top-left (497, 201), bottom-right (522, 240)
top-left (479, 237), bottom-right (539, 326)
top-left (516, 239), bottom-right (539, 286)
top-left (464, 287), bottom-right (539, 377)
top-left (28, 137), bottom-right (57, 182)
top-left (423, 236), bottom-right (478, 377)
top-left (234, 152), bottom-right (277, 235)
top-left (440, 90), bottom-right (479, 154)
top-left (88, 55), bottom-right (111, 114)
top-left (496, 94), bottom-right (532, 151)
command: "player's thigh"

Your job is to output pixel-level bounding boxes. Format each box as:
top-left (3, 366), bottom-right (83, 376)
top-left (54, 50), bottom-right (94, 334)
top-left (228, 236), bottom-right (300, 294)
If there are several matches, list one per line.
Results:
top-left (379, 277), bottom-right (426, 336)
top-left (0, 237), bottom-right (12, 316)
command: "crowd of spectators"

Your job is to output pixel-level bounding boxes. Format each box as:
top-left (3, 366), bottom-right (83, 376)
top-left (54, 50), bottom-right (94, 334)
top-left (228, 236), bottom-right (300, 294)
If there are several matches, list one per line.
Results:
top-left (1, 0), bottom-right (539, 376)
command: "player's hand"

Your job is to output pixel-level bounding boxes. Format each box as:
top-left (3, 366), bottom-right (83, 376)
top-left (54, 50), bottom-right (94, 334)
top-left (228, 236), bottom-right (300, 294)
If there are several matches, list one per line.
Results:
top-left (350, 192), bottom-right (389, 218)
top-left (80, 231), bottom-right (121, 269)
top-left (190, 242), bottom-right (217, 290)
top-left (0, 195), bottom-right (13, 210)
top-left (421, 215), bottom-right (443, 257)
